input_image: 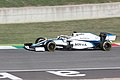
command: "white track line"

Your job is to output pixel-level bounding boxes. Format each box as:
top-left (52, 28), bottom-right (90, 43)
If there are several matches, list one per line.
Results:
top-left (0, 46), bottom-right (17, 49)
top-left (1, 67), bottom-right (120, 72)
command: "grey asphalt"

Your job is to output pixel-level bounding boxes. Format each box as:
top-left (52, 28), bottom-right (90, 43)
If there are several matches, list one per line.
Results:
top-left (8, 69), bottom-right (120, 80)
top-left (0, 47), bottom-right (120, 70)
top-left (0, 47), bottom-right (120, 80)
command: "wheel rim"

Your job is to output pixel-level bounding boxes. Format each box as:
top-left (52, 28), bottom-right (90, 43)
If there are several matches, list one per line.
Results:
top-left (47, 42), bottom-right (56, 51)
top-left (103, 42), bottom-right (111, 51)
top-left (38, 39), bottom-right (44, 42)
top-left (35, 37), bottom-right (46, 43)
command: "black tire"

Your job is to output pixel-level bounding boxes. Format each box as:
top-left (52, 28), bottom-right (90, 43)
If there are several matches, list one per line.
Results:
top-left (45, 41), bottom-right (56, 52)
top-left (35, 37), bottom-right (46, 43)
top-left (101, 41), bottom-right (112, 51)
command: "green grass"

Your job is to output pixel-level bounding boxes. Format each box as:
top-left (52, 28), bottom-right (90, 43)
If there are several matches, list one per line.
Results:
top-left (0, 0), bottom-right (120, 7)
top-left (0, 17), bottom-right (120, 44)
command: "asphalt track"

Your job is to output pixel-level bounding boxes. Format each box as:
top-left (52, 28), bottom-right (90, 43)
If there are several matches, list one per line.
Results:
top-left (0, 47), bottom-right (120, 80)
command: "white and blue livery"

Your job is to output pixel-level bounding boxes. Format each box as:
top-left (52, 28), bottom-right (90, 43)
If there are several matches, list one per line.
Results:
top-left (24, 32), bottom-right (116, 52)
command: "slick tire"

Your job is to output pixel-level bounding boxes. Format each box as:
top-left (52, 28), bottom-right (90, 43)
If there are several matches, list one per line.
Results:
top-left (35, 37), bottom-right (46, 43)
top-left (45, 41), bottom-right (56, 52)
top-left (101, 41), bottom-right (112, 51)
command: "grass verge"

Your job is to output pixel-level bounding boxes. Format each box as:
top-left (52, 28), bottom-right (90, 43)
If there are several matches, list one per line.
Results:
top-left (0, 0), bottom-right (120, 7)
top-left (0, 17), bottom-right (120, 44)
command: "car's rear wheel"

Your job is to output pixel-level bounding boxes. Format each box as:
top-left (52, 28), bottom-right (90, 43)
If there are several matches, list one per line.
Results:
top-left (45, 41), bottom-right (56, 52)
top-left (101, 41), bottom-right (112, 51)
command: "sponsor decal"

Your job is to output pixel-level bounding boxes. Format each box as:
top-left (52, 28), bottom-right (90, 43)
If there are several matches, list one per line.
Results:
top-left (74, 43), bottom-right (87, 46)
top-left (79, 36), bottom-right (90, 39)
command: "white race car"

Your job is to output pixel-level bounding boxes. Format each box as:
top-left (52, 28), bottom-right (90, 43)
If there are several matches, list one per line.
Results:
top-left (24, 32), bottom-right (116, 52)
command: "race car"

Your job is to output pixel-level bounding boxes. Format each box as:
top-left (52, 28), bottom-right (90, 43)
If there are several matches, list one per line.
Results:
top-left (24, 32), bottom-right (116, 52)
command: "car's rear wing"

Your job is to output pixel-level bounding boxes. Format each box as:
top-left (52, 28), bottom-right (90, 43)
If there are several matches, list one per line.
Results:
top-left (100, 32), bottom-right (116, 41)
top-left (106, 34), bottom-right (116, 41)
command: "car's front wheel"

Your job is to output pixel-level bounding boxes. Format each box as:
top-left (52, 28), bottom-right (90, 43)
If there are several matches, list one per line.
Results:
top-left (45, 41), bottom-right (56, 52)
top-left (35, 37), bottom-right (46, 43)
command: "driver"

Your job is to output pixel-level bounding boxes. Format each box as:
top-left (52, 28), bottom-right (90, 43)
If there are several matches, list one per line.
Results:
top-left (72, 31), bottom-right (77, 36)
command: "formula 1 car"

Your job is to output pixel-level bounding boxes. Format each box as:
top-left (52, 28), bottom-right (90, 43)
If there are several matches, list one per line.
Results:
top-left (24, 32), bottom-right (116, 52)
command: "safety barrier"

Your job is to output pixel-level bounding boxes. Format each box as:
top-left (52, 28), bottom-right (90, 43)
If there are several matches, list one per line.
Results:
top-left (0, 2), bottom-right (120, 24)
